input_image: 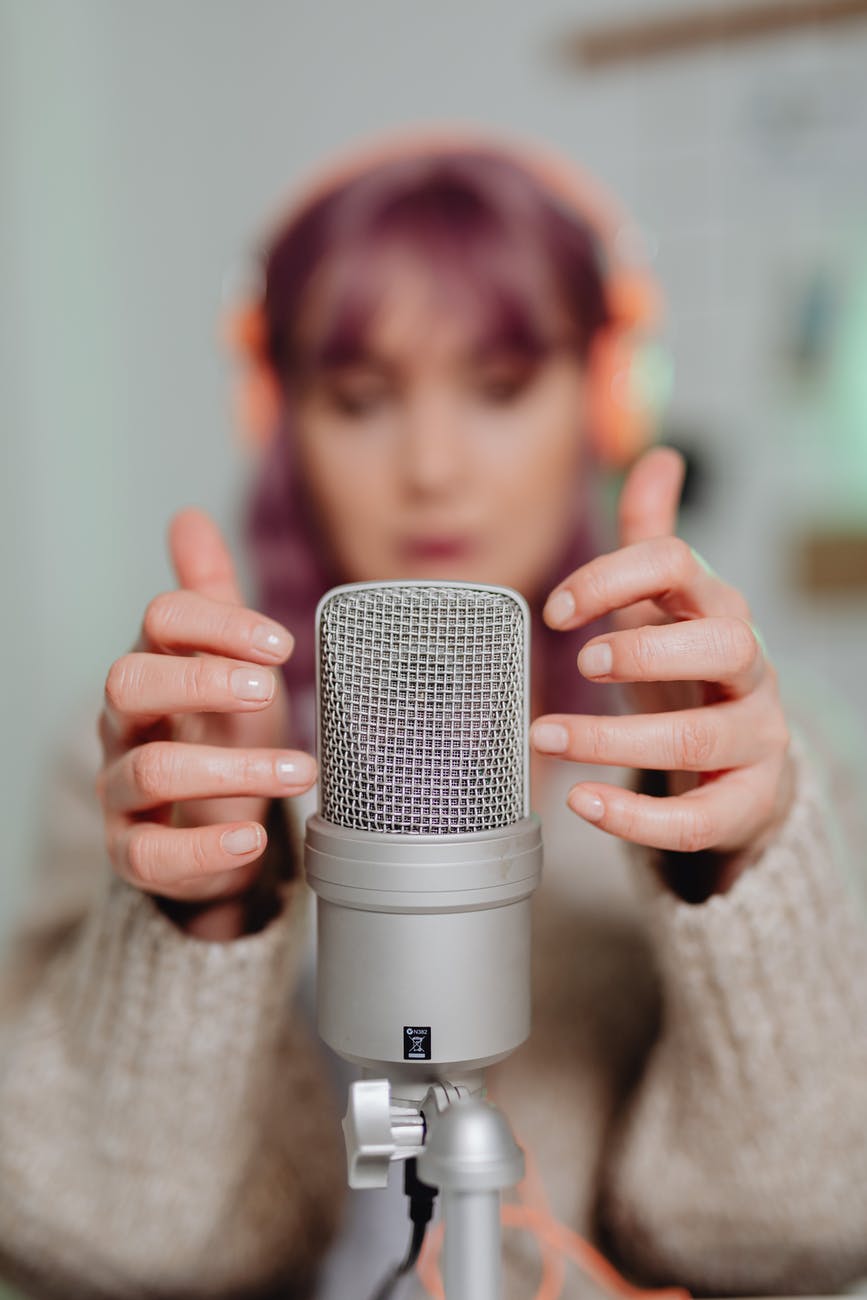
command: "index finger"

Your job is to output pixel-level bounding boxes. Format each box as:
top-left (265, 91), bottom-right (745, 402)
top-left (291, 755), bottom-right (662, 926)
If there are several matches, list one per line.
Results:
top-left (139, 589), bottom-right (293, 663)
top-left (543, 535), bottom-right (751, 630)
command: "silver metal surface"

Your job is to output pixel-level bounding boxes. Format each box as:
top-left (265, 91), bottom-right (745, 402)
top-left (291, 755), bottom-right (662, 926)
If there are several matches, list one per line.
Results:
top-left (418, 1096), bottom-right (524, 1300)
top-left (316, 581), bottom-right (529, 834)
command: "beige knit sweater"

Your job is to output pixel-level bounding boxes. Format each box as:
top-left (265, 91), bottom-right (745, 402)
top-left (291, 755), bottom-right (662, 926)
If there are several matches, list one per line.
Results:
top-left (1, 691), bottom-right (866, 1300)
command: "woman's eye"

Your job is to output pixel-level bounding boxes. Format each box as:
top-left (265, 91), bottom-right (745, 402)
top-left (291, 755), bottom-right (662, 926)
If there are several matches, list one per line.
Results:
top-left (475, 363), bottom-right (535, 405)
top-left (326, 382), bottom-right (389, 418)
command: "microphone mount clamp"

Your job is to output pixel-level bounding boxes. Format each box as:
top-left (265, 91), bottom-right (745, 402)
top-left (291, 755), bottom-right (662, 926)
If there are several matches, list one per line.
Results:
top-left (343, 1076), bottom-right (524, 1300)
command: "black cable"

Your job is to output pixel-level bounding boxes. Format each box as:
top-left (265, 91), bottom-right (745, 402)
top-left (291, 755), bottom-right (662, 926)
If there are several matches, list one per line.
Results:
top-left (368, 1158), bottom-right (438, 1300)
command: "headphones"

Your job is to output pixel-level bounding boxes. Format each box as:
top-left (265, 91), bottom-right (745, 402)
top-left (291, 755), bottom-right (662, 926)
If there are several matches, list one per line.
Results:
top-left (225, 123), bottom-right (671, 469)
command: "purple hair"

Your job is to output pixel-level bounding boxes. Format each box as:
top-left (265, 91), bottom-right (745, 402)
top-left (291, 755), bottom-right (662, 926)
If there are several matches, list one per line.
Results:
top-left (244, 148), bottom-right (620, 750)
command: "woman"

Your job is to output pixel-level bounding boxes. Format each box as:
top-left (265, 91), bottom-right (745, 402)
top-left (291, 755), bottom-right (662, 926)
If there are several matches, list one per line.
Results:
top-left (1, 127), bottom-right (865, 1300)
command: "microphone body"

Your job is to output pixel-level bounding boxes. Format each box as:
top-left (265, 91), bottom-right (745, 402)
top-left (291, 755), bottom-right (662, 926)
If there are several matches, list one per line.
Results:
top-left (306, 814), bottom-right (540, 1090)
top-left (304, 580), bottom-right (542, 1099)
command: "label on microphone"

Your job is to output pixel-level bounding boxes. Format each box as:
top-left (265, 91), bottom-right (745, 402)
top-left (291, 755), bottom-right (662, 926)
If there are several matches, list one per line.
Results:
top-left (404, 1026), bottom-right (432, 1061)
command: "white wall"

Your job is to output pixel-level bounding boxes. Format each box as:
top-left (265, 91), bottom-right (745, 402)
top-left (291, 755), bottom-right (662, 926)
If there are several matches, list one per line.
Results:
top-left (2, 0), bottom-right (867, 939)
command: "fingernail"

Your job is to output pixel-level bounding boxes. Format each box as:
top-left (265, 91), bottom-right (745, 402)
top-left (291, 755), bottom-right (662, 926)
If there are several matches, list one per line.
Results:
top-left (530, 723), bottom-right (569, 754)
top-left (578, 642), bottom-right (612, 677)
top-left (251, 623), bottom-right (293, 658)
top-left (543, 590), bottom-right (576, 628)
top-left (221, 825), bottom-right (262, 855)
top-left (230, 668), bottom-right (275, 701)
top-left (569, 788), bottom-right (605, 822)
top-left (276, 754), bottom-right (317, 785)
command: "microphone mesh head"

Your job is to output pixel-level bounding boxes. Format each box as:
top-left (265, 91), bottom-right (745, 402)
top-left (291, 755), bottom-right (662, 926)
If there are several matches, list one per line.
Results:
top-left (317, 583), bottom-right (528, 834)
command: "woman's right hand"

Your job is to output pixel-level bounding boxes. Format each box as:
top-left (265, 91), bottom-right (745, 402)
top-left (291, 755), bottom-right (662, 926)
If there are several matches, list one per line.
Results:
top-left (96, 508), bottom-right (316, 936)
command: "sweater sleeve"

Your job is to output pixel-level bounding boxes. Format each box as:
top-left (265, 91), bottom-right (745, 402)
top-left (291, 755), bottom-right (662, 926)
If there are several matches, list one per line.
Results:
top-left (599, 722), bottom-right (867, 1296)
top-left (0, 717), bottom-right (345, 1300)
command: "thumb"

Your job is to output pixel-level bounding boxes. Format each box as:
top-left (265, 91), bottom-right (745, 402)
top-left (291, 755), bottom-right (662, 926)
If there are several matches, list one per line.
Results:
top-left (617, 445), bottom-right (686, 547)
top-left (168, 507), bottom-right (245, 605)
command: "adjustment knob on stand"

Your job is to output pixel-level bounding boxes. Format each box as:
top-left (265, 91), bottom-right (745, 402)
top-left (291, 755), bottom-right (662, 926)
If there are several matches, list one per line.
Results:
top-left (342, 1078), bottom-right (425, 1189)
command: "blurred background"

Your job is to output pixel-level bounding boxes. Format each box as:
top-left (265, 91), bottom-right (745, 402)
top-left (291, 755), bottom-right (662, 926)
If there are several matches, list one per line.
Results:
top-left (2, 0), bottom-right (867, 943)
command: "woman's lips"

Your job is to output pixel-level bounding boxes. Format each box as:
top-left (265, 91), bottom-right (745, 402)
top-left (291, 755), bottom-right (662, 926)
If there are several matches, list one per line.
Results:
top-left (401, 536), bottom-right (474, 561)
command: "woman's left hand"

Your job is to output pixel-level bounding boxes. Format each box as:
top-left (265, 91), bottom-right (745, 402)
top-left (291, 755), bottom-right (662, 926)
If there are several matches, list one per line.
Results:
top-left (530, 446), bottom-right (796, 878)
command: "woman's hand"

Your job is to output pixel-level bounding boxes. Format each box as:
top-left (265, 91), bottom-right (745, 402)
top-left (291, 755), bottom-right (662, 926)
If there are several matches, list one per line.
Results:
top-left (96, 508), bottom-right (316, 938)
top-left (530, 447), bottom-right (795, 885)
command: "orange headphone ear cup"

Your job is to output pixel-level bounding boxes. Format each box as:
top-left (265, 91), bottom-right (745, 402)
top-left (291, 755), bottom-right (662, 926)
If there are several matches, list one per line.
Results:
top-left (231, 362), bottom-right (282, 453)
top-left (586, 328), bottom-right (657, 469)
top-left (223, 302), bottom-right (283, 453)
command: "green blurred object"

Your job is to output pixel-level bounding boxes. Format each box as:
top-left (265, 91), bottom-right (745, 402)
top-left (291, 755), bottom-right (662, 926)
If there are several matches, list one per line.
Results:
top-left (632, 339), bottom-right (675, 420)
top-left (827, 245), bottom-right (867, 521)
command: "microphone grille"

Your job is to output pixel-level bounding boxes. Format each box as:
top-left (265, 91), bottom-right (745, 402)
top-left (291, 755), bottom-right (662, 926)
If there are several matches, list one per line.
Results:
top-left (316, 582), bottom-right (528, 834)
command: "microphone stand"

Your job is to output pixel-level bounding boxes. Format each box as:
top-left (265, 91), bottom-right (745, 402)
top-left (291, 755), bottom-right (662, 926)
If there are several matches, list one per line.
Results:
top-left (344, 1075), bottom-right (524, 1300)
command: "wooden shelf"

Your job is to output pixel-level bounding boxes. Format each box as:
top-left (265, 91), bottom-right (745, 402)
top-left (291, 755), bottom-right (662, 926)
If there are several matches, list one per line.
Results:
top-left (557, 0), bottom-right (867, 69)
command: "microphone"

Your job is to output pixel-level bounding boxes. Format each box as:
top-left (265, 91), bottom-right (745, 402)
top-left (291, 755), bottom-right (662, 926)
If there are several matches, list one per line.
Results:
top-left (304, 580), bottom-right (542, 1163)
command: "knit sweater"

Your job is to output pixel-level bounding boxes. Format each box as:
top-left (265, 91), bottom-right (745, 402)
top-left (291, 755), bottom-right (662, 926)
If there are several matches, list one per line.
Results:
top-left (1, 694), bottom-right (866, 1300)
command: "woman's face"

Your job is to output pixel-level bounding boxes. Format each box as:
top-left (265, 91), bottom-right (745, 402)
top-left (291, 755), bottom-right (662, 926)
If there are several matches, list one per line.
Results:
top-left (293, 260), bottom-right (588, 604)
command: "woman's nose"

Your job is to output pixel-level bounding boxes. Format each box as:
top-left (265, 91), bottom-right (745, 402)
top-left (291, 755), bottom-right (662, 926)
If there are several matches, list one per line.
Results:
top-left (399, 394), bottom-right (466, 497)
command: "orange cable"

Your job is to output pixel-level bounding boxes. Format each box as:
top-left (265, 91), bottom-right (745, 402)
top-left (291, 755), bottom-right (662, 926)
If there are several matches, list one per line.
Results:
top-left (514, 1137), bottom-right (567, 1299)
top-left (501, 1205), bottom-right (689, 1300)
top-left (414, 1104), bottom-right (691, 1300)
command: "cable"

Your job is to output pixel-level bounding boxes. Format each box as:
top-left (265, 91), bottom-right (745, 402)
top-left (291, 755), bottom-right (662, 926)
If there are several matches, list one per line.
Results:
top-left (368, 1158), bottom-right (438, 1300)
top-left (413, 1107), bottom-right (692, 1300)
top-left (415, 1207), bottom-right (690, 1300)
